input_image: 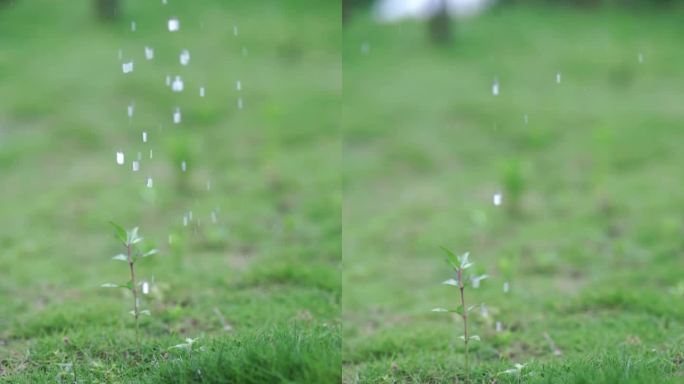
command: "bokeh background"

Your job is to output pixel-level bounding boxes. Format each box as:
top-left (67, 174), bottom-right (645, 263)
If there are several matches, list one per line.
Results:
top-left (343, 0), bottom-right (684, 382)
top-left (0, 1), bottom-right (340, 382)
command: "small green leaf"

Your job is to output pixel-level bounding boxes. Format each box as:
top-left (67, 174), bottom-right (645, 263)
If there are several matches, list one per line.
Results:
top-left (112, 254), bottom-right (128, 262)
top-left (123, 280), bottom-right (133, 290)
top-left (453, 305), bottom-right (464, 315)
top-left (140, 309), bottom-right (151, 316)
top-left (431, 307), bottom-right (449, 313)
top-left (109, 222), bottom-right (127, 244)
top-left (469, 335), bottom-right (481, 341)
top-left (441, 278), bottom-right (459, 287)
top-left (440, 246), bottom-right (460, 270)
top-left (142, 248), bottom-right (159, 258)
top-left (101, 283), bottom-right (118, 288)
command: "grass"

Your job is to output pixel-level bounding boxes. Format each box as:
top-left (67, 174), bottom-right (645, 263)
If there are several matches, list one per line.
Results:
top-left (342, 4), bottom-right (684, 383)
top-left (0, 0), bottom-right (340, 382)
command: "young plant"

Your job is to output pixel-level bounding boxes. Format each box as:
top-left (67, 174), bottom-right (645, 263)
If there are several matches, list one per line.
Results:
top-left (432, 248), bottom-right (487, 383)
top-left (102, 222), bottom-right (158, 351)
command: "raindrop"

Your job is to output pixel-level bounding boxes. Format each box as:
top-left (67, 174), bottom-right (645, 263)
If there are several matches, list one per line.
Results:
top-left (145, 46), bottom-right (154, 60)
top-left (137, 152), bottom-right (142, 161)
top-left (183, 215), bottom-right (189, 227)
top-left (141, 281), bottom-right (150, 295)
top-left (480, 303), bottom-right (489, 318)
top-left (206, 180), bottom-right (211, 190)
top-left (236, 80), bottom-right (242, 91)
top-left (233, 25), bottom-right (239, 36)
top-left (242, 47), bottom-right (248, 57)
top-left (199, 87), bottom-right (205, 97)
top-left (165, 75), bottom-right (172, 86)
top-left (122, 61), bottom-right (134, 74)
top-left (142, 131), bottom-right (148, 143)
top-left (180, 49), bottom-right (190, 66)
top-left (131, 21), bottom-right (136, 32)
top-left (127, 103), bottom-right (134, 118)
top-left (188, 211), bottom-right (193, 221)
top-left (173, 108), bottom-right (181, 124)
top-left (168, 17), bottom-right (180, 32)
top-left (493, 192), bottom-right (502, 206)
top-left (556, 72), bottom-right (562, 84)
top-left (116, 151), bottom-right (125, 165)
top-left (503, 281), bottom-right (510, 293)
top-left (491, 78), bottom-right (499, 96)
top-left (162, 0), bottom-right (167, 4)
top-left (638, 52), bottom-right (644, 64)
top-left (496, 321), bottom-right (503, 332)
top-left (524, 114), bottom-right (528, 125)
top-left (181, 160), bottom-right (187, 172)
top-left (211, 210), bottom-right (218, 223)
top-left (117, 49), bottom-right (123, 60)
top-left (149, 149), bottom-right (154, 159)
top-left (237, 97), bottom-right (243, 109)
top-left (146, 177), bottom-right (154, 188)
top-left (132, 161), bottom-right (140, 172)
top-left (361, 42), bottom-right (370, 55)
top-left (172, 76), bottom-right (184, 92)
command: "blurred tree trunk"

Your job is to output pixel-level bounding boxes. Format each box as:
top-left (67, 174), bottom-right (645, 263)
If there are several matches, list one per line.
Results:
top-left (96, 0), bottom-right (119, 20)
top-left (428, 0), bottom-right (451, 44)
top-left (343, 0), bottom-right (351, 24)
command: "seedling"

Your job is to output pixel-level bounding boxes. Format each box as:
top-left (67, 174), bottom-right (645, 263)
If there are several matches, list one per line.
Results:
top-left (432, 247), bottom-right (487, 383)
top-left (102, 222), bottom-right (158, 352)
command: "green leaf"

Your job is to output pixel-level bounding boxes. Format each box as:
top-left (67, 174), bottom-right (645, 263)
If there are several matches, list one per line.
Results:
top-left (112, 254), bottom-right (128, 262)
top-left (453, 305), bottom-right (464, 315)
top-left (109, 222), bottom-right (127, 245)
top-left (123, 280), bottom-right (133, 290)
top-left (142, 248), bottom-right (159, 258)
top-left (101, 283), bottom-right (118, 288)
top-left (440, 246), bottom-right (459, 270)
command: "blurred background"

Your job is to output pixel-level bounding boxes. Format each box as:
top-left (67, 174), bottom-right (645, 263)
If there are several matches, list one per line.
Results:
top-left (0, 0), bottom-right (340, 381)
top-left (342, 0), bottom-right (684, 382)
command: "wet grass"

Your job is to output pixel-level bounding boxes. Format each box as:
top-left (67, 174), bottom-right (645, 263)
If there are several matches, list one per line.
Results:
top-left (0, 0), bottom-right (340, 382)
top-left (342, 4), bottom-right (684, 383)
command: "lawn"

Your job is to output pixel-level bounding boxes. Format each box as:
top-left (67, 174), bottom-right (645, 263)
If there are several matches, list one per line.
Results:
top-left (0, 0), bottom-right (340, 382)
top-left (342, 4), bottom-right (684, 383)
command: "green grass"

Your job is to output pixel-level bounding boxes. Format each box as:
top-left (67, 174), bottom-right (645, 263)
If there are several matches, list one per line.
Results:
top-left (342, 4), bottom-right (684, 383)
top-left (0, 0), bottom-right (340, 382)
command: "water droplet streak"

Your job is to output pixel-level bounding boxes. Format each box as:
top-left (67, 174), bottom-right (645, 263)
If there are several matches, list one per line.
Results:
top-left (168, 18), bottom-right (179, 32)
top-left (116, 151), bottom-right (125, 165)
top-left (122, 61), bottom-right (134, 74)
top-left (180, 49), bottom-right (190, 66)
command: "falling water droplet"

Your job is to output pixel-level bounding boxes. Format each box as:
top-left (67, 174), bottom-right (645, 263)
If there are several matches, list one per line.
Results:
top-left (142, 281), bottom-right (150, 295)
top-left (188, 211), bottom-right (193, 221)
top-left (233, 25), bottom-right (239, 36)
top-left (496, 321), bottom-right (503, 332)
top-left (524, 114), bottom-right (529, 125)
top-left (117, 49), bottom-right (123, 61)
top-left (180, 49), bottom-right (190, 66)
top-left (503, 281), bottom-right (510, 293)
top-left (361, 42), bottom-right (370, 55)
top-left (181, 160), bottom-right (187, 172)
top-left (168, 17), bottom-right (179, 32)
top-left (122, 61), bottom-right (134, 74)
top-left (131, 21), bottom-right (136, 32)
top-left (206, 180), bottom-right (211, 191)
top-left (127, 103), bottom-right (134, 118)
top-left (199, 87), bottom-right (205, 97)
top-left (236, 80), bottom-right (242, 91)
top-left (172, 76), bottom-right (184, 92)
top-left (165, 75), bottom-right (171, 86)
top-left (492, 78), bottom-right (499, 96)
top-left (237, 97), bottom-right (243, 109)
top-left (137, 152), bottom-right (142, 161)
top-left (132, 161), bottom-right (140, 172)
top-left (116, 151), bottom-right (125, 165)
top-left (183, 215), bottom-right (189, 227)
top-left (638, 52), bottom-right (644, 63)
top-left (556, 72), bottom-right (562, 84)
top-left (146, 177), bottom-right (154, 188)
top-left (142, 131), bottom-right (148, 143)
top-left (173, 108), bottom-right (181, 124)
top-left (242, 47), bottom-right (248, 57)
top-left (162, 0), bottom-right (167, 4)
top-left (145, 46), bottom-right (154, 60)
top-left (211, 210), bottom-right (218, 223)
top-left (493, 192), bottom-right (502, 206)
top-left (149, 149), bottom-right (154, 159)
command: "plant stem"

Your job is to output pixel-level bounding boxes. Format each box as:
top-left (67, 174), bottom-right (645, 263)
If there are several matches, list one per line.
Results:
top-left (127, 243), bottom-right (140, 352)
top-left (458, 268), bottom-right (469, 383)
